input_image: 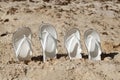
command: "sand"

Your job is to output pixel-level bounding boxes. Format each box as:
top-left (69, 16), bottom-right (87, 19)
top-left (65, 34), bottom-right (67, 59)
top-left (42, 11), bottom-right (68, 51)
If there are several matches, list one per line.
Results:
top-left (0, 0), bottom-right (120, 80)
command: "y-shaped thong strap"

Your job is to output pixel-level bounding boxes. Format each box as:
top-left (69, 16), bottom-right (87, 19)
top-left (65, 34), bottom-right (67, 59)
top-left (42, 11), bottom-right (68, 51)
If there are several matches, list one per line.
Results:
top-left (16, 35), bottom-right (32, 58)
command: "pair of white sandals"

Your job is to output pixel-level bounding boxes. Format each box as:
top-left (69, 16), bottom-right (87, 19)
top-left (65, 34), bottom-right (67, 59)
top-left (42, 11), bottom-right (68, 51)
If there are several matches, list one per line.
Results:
top-left (12, 23), bottom-right (102, 62)
top-left (65, 28), bottom-right (102, 60)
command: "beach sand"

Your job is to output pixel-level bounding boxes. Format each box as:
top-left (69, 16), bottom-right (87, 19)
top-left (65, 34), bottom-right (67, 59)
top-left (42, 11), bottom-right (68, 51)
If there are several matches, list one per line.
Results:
top-left (0, 0), bottom-right (120, 80)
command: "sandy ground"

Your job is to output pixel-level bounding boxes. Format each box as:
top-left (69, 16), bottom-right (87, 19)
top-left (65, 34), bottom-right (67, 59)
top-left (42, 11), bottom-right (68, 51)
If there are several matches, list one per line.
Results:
top-left (0, 0), bottom-right (120, 80)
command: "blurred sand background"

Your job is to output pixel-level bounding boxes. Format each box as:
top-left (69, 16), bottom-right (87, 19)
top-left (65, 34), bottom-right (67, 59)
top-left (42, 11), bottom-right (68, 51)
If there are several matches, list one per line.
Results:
top-left (0, 0), bottom-right (120, 80)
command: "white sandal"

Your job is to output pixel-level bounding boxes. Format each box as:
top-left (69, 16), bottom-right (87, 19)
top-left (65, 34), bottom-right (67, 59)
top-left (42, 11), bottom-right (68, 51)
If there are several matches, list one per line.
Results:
top-left (39, 23), bottom-right (58, 62)
top-left (64, 28), bottom-right (82, 59)
top-left (12, 27), bottom-right (32, 61)
top-left (84, 29), bottom-right (102, 60)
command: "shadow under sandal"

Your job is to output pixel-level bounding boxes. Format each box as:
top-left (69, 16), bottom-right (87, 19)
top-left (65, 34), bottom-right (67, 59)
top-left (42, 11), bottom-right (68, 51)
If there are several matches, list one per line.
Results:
top-left (39, 23), bottom-right (58, 62)
top-left (12, 27), bottom-right (32, 61)
top-left (84, 29), bottom-right (102, 60)
top-left (64, 28), bottom-right (82, 59)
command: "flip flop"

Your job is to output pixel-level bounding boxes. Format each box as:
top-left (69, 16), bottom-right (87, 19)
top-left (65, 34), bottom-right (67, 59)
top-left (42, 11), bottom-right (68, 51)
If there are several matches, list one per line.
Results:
top-left (12, 27), bottom-right (32, 61)
top-left (84, 29), bottom-right (102, 60)
top-left (64, 28), bottom-right (82, 59)
top-left (39, 23), bottom-right (57, 62)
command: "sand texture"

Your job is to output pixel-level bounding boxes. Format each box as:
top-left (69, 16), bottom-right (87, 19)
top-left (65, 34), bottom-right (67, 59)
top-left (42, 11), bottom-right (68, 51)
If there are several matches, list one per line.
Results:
top-left (0, 0), bottom-right (120, 80)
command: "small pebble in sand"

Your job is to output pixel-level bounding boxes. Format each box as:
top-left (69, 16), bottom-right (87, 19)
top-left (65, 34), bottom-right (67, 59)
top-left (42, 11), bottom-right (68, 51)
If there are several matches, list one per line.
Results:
top-left (114, 53), bottom-right (120, 62)
top-left (104, 57), bottom-right (112, 61)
